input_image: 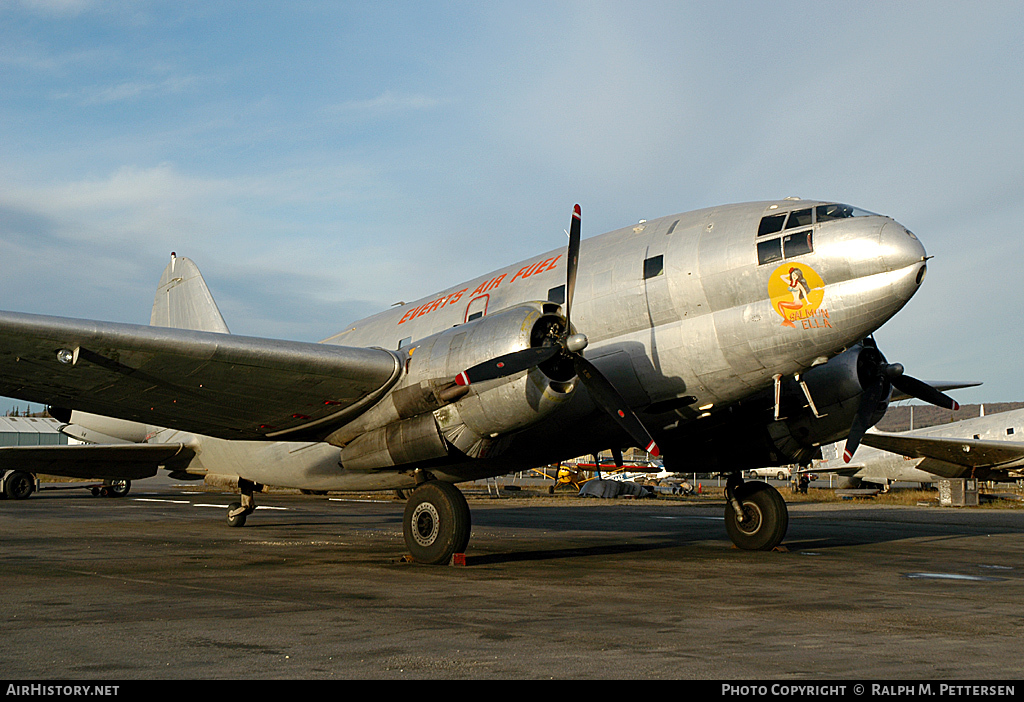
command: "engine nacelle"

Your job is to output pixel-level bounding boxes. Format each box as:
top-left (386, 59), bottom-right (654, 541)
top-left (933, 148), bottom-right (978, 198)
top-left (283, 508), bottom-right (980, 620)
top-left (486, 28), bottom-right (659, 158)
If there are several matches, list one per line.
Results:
top-left (767, 342), bottom-right (890, 463)
top-left (330, 302), bottom-right (575, 469)
top-left (662, 341), bottom-right (890, 472)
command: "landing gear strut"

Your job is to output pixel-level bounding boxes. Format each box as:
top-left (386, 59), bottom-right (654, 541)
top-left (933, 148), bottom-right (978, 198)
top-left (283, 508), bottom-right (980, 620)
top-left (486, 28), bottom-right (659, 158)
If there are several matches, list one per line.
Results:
top-left (724, 474), bottom-right (788, 551)
top-left (227, 478), bottom-right (260, 528)
top-left (403, 481), bottom-right (471, 565)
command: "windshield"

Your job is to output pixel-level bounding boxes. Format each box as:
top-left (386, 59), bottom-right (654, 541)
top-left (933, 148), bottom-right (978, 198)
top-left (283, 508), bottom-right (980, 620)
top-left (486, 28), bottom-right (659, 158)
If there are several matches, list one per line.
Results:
top-left (815, 204), bottom-right (878, 222)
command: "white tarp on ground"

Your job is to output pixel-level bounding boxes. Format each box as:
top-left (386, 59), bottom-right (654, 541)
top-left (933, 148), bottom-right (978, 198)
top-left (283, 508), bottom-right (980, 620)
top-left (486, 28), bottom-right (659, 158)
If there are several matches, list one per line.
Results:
top-left (578, 479), bottom-right (653, 498)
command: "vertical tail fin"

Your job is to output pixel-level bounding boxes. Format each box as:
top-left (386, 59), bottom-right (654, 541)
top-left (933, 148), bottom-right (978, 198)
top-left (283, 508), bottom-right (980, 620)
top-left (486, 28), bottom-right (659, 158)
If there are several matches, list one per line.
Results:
top-left (150, 253), bottom-right (230, 333)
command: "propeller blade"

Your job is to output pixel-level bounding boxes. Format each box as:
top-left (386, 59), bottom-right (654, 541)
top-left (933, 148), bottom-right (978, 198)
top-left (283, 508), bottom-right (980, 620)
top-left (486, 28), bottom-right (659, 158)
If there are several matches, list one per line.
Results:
top-left (889, 373), bottom-right (960, 411)
top-left (843, 379), bottom-right (889, 462)
top-left (454, 345), bottom-right (561, 386)
top-left (574, 355), bottom-right (660, 457)
top-left (564, 204), bottom-right (581, 330)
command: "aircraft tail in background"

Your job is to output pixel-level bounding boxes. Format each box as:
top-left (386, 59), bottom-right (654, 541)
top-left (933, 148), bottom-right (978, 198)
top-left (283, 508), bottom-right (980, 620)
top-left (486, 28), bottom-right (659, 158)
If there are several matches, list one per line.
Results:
top-left (150, 253), bottom-right (230, 333)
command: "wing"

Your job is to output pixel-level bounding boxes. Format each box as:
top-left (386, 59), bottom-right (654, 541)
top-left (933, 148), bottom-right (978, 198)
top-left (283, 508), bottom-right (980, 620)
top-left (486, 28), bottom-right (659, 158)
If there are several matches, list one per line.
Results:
top-left (0, 443), bottom-right (195, 480)
top-left (861, 432), bottom-right (1024, 472)
top-left (0, 310), bottom-right (400, 441)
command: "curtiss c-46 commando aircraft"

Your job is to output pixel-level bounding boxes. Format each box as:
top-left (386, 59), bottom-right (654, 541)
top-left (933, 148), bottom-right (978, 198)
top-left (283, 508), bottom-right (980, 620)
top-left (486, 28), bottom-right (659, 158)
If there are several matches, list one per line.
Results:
top-left (0, 199), bottom-right (960, 563)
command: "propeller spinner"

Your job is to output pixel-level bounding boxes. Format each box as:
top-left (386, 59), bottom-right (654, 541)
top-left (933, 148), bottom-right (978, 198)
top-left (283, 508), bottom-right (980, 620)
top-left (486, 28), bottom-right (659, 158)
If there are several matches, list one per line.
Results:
top-left (453, 205), bottom-right (660, 457)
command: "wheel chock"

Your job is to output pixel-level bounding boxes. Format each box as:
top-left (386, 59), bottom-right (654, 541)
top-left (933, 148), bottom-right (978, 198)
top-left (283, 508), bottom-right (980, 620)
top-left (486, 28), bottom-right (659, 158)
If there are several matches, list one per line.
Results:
top-left (450, 553), bottom-right (466, 566)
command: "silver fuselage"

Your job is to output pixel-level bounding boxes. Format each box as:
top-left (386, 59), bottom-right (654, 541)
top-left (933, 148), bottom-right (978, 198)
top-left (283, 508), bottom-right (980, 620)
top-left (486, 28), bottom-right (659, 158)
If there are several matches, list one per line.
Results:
top-left (69, 199), bottom-right (930, 491)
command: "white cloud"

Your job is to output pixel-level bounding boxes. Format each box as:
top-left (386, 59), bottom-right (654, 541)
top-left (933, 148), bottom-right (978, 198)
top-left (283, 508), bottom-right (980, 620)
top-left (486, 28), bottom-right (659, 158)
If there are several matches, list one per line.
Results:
top-left (323, 90), bottom-right (443, 119)
top-left (54, 75), bottom-right (200, 105)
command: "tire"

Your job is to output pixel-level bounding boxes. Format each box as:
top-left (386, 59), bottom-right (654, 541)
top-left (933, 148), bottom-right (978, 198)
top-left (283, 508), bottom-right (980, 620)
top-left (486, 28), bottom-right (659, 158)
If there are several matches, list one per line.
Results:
top-left (4, 471), bottom-right (35, 500)
top-left (106, 480), bottom-right (131, 498)
top-left (777, 471), bottom-right (786, 481)
top-left (226, 502), bottom-right (248, 528)
top-left (403, 481), bottom-right (471, 565)
top-left (724, 481), bottom-right (788, 551)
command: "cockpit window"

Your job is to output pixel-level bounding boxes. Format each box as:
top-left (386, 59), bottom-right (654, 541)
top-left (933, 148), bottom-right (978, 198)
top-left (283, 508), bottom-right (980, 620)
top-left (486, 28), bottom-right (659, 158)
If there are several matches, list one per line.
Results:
top-left (758, 213), bottom-right (786, 237)
top-left (785, 208), bottom-right (812, 229)
top-left (783, 231), bottom-right (813, 258)
top-left (815, 203), bottom-right (876, 222)
top-left (757, 238), bottom-right (783, 265)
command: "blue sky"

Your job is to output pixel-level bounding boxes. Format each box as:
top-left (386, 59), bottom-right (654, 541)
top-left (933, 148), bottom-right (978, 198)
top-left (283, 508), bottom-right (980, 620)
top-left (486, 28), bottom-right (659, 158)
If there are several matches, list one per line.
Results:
top-left (1, 0), bottom-right (1023, 415)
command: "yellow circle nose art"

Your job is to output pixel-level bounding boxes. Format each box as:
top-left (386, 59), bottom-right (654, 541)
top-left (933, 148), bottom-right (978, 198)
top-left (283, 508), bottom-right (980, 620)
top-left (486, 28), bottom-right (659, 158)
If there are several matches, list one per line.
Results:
top-left (768, 262), bottom-right (826, 328)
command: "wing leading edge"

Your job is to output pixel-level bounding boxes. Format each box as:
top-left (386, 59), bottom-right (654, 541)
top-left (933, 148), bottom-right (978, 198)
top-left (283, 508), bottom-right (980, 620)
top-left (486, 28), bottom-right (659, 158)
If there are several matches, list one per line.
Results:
top-left (861, 432), bottom-right (1024, 477)
top-left (0, 310), bottom-right (401, 441)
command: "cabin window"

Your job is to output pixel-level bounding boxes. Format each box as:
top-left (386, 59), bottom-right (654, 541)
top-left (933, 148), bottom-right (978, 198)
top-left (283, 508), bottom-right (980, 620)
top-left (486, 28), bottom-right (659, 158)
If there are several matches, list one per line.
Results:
top-left (397, 336), bottom-right (412, 350)
top-left (643, 255), bottom-right (664, 279)
top-left (547, 285), bottom-right (565, 304)
top-left (758, 213), bottom-right (786, 236)
top-left (1008, 428), bottom-right (1015, 436)
top-left (783, 231), bottom-right (813, 258)
top-left (757, 238), bottom-right (783, 265)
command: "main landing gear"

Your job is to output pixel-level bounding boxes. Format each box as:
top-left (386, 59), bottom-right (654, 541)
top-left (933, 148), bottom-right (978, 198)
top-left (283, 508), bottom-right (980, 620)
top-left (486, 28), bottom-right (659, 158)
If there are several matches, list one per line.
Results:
top-left (403, 481), bottom-right (471, 565)
top-left (222, 477), bottom-right (472, 565)
top-left (723, 473), bottom-right (789, 551)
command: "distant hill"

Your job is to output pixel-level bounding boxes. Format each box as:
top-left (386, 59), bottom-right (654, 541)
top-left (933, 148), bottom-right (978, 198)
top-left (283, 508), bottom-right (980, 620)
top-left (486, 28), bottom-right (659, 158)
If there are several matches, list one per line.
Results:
top-left (875, 402), bottom-right (1024, 433)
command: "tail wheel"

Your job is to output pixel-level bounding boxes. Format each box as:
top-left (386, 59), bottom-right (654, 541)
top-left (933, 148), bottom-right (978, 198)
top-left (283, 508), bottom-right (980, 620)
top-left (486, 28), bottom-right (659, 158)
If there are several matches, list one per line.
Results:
top-left (403, 481), bottom-right (471, 565)
top-left (724, 481), bottom-right (788, 551)
top-left (105, 479), bottom-right (131, 498)
top-left (226, 502), bottom-right (248, 528)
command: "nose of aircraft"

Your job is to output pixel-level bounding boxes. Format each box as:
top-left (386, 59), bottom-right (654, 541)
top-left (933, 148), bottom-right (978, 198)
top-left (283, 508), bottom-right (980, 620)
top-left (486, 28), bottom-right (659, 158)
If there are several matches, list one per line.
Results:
top-left (879, 220), bottom-right (929, 302)
top-left (879, 221), bottom-right (927, 273)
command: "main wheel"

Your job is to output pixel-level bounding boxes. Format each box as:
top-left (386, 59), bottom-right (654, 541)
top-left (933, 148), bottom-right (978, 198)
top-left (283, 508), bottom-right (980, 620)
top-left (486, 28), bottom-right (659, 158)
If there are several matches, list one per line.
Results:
top-left (724, 481), bottom-right (788, 551)
top-left (403, 481), bottom-right (471, 565)
top-left (105, 479), bottom-right (131, 498)
top-left (4, 471), bottom-right (35, 500)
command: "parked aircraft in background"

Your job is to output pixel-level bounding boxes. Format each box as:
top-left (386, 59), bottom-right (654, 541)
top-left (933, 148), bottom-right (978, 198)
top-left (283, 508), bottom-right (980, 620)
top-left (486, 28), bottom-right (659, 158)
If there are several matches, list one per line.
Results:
top-left (0, 199), bottom-right (958, 563)
top-left (813, 407), bottom-right (1024, 489)
top-left (811, 405), bottom-right (1018, 488)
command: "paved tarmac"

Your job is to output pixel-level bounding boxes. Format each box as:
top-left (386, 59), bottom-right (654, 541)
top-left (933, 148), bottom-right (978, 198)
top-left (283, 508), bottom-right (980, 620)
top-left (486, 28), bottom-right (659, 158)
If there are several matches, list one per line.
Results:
top-left (1, 477), bottom-right (1023, 680)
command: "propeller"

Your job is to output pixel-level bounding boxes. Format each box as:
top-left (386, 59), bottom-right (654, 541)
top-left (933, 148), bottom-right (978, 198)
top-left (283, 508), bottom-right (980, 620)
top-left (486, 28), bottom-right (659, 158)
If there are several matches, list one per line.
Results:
top-left (843, 337), bottom-right (959, 462)
top-left (454, 205), bottom-right (660, 457)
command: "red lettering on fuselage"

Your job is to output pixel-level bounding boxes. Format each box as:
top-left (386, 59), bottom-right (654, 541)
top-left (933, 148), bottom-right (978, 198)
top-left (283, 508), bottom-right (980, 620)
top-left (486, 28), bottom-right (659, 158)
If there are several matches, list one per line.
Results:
top-left (396, 254), bottom-right (560, 326)
top-left (397, 287), bottom-right (470, 325)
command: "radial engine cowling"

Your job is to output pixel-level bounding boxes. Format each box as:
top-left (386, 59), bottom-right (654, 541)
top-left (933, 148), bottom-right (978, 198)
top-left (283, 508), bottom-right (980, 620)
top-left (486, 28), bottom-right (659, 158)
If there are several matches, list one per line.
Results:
top-left (332, 302), bottom-right (575, 469)
top-left (767, 342), bottom-right (890, 463)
